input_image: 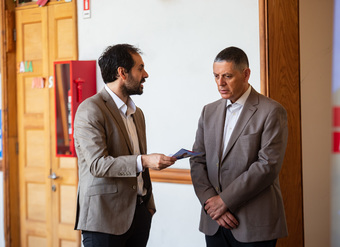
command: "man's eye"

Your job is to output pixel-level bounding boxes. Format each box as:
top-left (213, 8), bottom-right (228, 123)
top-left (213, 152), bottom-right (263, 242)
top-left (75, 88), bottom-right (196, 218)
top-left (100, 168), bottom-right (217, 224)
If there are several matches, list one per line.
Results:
top-left (223, 75), bottom-right (231, 79)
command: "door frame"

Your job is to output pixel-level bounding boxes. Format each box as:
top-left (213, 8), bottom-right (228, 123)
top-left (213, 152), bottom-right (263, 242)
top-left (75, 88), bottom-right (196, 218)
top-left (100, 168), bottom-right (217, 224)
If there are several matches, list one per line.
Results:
top-left (0, 0), bottom-right (20, 246)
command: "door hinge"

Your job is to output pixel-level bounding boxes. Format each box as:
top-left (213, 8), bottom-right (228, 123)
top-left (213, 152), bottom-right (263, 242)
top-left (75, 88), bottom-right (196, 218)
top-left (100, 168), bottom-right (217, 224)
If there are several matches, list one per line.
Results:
top-left (15, 142), bottom-right (19, 155)
top-left (13, 28), bottom-right (16, 42)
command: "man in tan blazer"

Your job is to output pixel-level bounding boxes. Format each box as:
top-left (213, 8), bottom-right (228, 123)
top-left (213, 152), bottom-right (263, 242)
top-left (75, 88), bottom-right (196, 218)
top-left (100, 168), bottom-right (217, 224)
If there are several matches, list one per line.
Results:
top-left (190, 46), bottom-right (288, 247)
top-left (74, 44), bottom-right (176, 247)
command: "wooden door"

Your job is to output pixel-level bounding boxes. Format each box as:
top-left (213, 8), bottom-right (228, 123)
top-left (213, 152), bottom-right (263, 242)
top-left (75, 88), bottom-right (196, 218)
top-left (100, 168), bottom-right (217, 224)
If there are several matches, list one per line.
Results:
top-left (16, 2), bottom-right (79, 247)
top-left (48, 3), bottom-right (79, 247)
top-left (16, 6), bottom-right (51, 246)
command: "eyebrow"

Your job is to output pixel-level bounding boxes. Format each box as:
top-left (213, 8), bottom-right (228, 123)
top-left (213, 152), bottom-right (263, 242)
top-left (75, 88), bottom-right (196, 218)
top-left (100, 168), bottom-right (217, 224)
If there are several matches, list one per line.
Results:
top-left (213, 72), bottom-right (232, 76)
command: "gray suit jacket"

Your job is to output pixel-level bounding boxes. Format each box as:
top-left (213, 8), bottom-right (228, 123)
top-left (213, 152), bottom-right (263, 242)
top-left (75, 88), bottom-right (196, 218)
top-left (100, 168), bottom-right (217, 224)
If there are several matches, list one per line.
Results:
top-left (190, 87), bottom-right (288, 242)
top-left (74, 88), bottom-right (155, 235)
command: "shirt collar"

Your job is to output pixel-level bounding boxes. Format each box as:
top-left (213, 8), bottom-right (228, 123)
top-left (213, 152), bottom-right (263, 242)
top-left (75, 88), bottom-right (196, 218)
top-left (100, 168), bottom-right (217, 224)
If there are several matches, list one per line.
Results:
top-left (104, 85), bottom-right (136, 116)
top-left (226, 84), bottom-right (251, 108)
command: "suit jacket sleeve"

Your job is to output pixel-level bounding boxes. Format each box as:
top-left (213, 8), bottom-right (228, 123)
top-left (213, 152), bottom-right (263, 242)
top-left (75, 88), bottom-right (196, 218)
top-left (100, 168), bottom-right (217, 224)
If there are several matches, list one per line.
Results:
top-left (190, 106), bottom-right (220, 206)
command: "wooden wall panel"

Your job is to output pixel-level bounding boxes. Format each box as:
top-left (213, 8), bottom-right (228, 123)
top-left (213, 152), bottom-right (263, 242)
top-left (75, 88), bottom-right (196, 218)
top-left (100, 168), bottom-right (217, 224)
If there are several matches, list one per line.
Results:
top-left (266, 0), bottom-right (304, 246)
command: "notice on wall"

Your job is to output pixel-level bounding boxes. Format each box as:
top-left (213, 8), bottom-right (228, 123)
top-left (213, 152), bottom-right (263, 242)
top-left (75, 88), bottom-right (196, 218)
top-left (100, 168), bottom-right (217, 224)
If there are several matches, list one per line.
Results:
top-left (83, 0), bottom-right (91, 19)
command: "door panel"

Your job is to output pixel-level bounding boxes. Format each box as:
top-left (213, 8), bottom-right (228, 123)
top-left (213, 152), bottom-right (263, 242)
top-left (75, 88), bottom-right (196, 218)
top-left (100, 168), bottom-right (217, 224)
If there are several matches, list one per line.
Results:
top-left (16, 6), bottom-right (51, 247)
top-left (48, 3), bottom-right (78, 62)
top-left (48, 3), bottom-right (79, 246)
top-left (16, 2), bottom-right (79, 246)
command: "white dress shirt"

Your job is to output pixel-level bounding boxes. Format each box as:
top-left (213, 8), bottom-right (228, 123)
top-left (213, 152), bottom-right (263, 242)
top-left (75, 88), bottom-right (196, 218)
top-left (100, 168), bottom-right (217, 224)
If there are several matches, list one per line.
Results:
top-left (105, 85), bottom-right (146, 196)
top-left (222, 85), bottom-right (252, 157)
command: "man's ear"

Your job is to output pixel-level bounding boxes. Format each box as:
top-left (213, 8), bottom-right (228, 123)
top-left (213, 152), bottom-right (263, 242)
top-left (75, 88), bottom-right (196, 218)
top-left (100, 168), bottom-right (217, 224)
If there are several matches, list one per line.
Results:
top-left (244, 68), bottom-right (251, 81)
top-left (117, 67), bottom-right (127, 80)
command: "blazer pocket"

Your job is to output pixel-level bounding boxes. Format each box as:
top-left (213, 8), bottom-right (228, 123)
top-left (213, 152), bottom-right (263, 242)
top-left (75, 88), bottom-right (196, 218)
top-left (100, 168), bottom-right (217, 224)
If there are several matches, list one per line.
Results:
top-left (239, 132), bottom-right (260, 141)
top-left (87, 184), bottom-right (118, 196)
top-left (234, 133), bottom-right (261, 161)
top-left (244, 186), bottom-right (279, 227)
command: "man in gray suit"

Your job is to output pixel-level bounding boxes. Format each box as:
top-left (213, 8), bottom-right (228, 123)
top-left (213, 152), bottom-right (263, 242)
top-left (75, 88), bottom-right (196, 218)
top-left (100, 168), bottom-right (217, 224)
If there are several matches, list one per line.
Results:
top-left (190, 46), bottom-right (288, 247)
top-left (74, 44), bottom-right (177, 247)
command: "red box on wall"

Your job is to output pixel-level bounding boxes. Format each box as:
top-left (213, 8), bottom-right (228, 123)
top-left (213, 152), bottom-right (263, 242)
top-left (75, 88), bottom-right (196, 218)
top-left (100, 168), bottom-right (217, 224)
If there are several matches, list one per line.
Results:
top-left (333, 106), bottom-right (340, 127)
top-left (54, 60), bottom-right (96, 157)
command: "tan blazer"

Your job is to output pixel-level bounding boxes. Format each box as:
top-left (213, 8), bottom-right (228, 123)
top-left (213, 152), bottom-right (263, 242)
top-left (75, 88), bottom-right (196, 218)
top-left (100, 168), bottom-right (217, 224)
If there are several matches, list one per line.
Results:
top-left (190, 87), bottom-right (288, 242)
top-left (74, 88), bottom-right (155, 235)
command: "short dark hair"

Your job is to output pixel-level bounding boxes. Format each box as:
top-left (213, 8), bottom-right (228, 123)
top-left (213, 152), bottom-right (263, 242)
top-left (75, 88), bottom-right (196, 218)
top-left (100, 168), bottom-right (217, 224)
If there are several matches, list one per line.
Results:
top-left (214, 46), bottom-right (249, 71)
top-left (98, 44), bottom-right (142, 83)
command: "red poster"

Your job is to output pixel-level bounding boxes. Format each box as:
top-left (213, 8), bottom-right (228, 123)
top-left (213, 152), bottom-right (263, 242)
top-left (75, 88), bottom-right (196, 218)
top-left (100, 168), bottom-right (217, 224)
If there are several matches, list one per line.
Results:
top-left (334, 106), bottom-right (340, 127)
top-left (334, 132), bottom-right (340, 153)
top-left (84, 0), bottom-right (90, 11)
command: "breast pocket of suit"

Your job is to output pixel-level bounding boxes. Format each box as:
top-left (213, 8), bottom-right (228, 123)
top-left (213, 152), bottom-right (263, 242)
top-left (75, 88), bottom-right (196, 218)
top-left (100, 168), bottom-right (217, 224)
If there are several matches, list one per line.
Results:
top-left (234, 133), bottom-right (261, 164)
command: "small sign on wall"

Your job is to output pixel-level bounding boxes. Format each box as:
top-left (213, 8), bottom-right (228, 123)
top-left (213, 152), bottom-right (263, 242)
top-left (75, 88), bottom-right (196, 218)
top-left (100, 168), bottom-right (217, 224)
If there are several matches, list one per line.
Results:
top-left (334, 106), bottom-right (340, 153)
top-left (83, 0), bottom-right (91, 19)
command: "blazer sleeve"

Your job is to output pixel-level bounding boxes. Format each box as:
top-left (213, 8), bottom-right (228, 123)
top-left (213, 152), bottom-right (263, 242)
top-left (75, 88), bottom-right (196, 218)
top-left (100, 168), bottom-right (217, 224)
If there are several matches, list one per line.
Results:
top-left (220, 104), bottom-right (288, 212)
top-left (74, 98), bottom-right (138, 178)
top-left (190, 106), bottom-right (219, 206)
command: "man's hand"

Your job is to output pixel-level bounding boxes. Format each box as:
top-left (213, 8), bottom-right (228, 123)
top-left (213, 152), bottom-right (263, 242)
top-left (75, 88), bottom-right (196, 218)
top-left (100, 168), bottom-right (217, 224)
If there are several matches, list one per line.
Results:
top-left (216, 211), bottom-right (239, 229)
top-left (141, 154), bottom-right (176, 170)
top-left (204, 195), bottom-right (228, 220)
top-left (148, 208), bottom-right (156, 216)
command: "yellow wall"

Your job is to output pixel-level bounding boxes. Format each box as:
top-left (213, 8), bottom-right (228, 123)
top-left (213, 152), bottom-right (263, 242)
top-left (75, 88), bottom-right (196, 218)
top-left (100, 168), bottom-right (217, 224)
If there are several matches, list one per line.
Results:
top-left (300, 0), bottom-right (333, 246)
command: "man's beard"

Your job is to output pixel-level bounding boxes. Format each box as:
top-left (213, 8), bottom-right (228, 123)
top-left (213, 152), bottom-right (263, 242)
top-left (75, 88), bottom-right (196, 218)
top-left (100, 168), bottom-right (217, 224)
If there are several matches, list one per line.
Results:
top-left (121, 77), bottom-right (145, 96)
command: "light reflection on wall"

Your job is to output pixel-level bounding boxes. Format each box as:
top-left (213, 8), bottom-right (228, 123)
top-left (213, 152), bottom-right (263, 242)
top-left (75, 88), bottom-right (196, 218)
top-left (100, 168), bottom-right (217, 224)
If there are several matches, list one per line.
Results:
top-left (332, 0), bottom-right (340, 246)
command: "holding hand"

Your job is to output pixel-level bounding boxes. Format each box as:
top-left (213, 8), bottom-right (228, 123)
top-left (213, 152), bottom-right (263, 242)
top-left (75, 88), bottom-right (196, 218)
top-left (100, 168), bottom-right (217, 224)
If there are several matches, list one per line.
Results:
top-left (205, 195), bottom-right (228, 220)
top-left (205, 195), bottom-right (239, 229)
top-left (216, 211), bottom-right (239, 230)
top-left (141, 154), bottom-right (177, 170)
top-left (204, 195), bottom-right (239, 229)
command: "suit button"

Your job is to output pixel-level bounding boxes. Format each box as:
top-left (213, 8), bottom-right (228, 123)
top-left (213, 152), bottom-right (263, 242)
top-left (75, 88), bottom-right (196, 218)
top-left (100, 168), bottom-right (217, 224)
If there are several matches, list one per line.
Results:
top-left (132, 185), bottom-right (136, 190)
top-left (215, 186), bottom-right (219, 192)
top-left (216, 163), bottom-right (219, 167)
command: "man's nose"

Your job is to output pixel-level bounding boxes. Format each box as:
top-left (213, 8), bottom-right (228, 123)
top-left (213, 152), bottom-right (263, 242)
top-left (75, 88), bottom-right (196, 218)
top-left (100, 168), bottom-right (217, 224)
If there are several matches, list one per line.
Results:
top-left (144, 70), bottom-right (149, 78)
top-left (217, 77), bottom-right (225, 86)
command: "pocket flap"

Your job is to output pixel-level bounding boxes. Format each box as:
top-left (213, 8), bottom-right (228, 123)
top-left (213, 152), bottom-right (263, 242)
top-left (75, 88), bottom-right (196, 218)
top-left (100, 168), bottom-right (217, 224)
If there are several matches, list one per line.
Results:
top-left (87, 184), bottom-right (118, 196)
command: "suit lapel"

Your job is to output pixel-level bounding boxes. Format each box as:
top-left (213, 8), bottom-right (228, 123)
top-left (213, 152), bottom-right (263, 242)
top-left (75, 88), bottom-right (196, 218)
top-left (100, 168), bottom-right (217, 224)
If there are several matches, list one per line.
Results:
top-left (132, 110), bottom-right (150, 189)
top-left (99, 89), bottom-right (134, 154)
top-left (215, 99), bottom-right (228, 162)
top-left (221, 88), bottom-right (259, 162)
top-left (133, 112), bottom-right (146, 155)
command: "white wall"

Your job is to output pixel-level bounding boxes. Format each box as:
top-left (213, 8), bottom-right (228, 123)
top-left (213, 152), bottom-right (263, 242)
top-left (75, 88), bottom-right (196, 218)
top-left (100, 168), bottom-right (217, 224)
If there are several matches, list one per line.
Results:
top-left (77, 0), bottom-right (260, 246)
top-left (148, 182), bottom-right (204, 247)
top-left (300, 0), bottom-right (333, 246)
top-left (77, 0), bottom-right (260, 168)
